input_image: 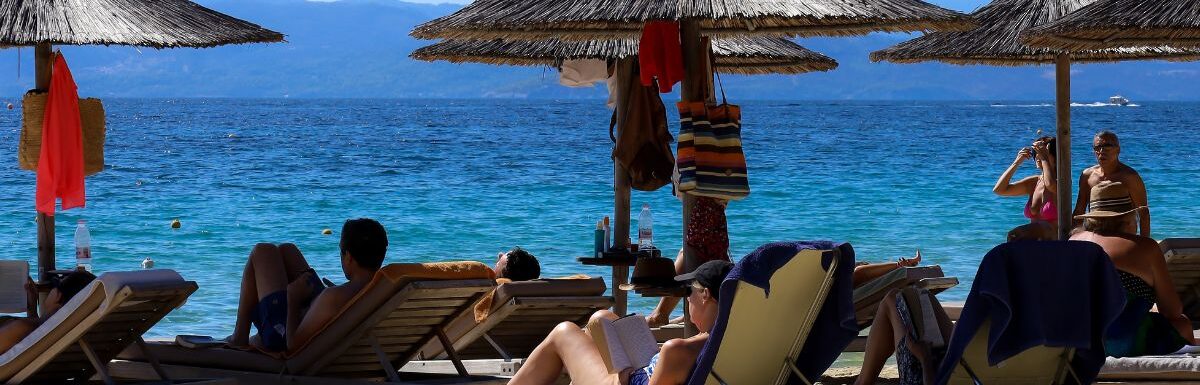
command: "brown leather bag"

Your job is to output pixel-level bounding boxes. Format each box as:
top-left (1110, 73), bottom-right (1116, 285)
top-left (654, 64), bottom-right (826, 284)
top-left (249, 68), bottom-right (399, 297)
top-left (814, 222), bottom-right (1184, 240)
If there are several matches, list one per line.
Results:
top-left (611, 64), bottom-right (674, 192)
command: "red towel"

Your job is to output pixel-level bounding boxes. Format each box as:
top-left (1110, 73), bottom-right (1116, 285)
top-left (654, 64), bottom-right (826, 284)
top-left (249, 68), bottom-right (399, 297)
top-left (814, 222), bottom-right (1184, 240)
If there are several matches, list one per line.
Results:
top-left (638, 21), bottom-right (684, 93)
top-left (35, 54), bottom-right (86, 215)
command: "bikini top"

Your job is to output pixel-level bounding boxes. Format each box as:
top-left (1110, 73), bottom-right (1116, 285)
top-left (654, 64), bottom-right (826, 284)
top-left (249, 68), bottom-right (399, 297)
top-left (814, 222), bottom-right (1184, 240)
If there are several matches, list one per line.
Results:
top-left (1117, 270), bottom-right (1156, 303)
top-left (1024, 198), bottom-right (1057, 223)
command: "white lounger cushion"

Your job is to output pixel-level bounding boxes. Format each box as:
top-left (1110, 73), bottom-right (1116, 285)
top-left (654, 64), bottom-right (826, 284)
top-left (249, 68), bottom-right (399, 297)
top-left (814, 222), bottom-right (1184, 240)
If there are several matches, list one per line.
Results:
top-left (0, 269), bottom-right (186, 381)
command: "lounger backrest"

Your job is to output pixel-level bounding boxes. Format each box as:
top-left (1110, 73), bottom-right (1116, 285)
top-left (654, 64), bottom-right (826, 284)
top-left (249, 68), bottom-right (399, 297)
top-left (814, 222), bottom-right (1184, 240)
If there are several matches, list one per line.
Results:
top-left (947, 320), bottom-right (1074, 385)
top-left (286, 262), bottom-right (495, 379)
top-left (852, 266), bottom-right (949, 328)
top-left (706, 249), bottom-right (837, 385)
top-left (0, 270), bottom-right (196, 384)
top-left (447, 278), bottom-right (612, 360)
top-left (1161, 238), bottom-right (1200, 319)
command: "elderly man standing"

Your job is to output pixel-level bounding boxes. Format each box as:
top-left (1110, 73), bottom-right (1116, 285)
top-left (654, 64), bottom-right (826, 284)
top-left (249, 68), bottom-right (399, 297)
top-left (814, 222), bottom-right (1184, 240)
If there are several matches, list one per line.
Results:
top-left (1073, 131), bottom-right (1151, 237)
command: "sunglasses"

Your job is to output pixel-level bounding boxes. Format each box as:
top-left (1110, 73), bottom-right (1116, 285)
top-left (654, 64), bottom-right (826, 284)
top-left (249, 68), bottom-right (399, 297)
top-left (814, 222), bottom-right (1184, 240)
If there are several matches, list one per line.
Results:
top-left (1093, 144), bottom-right (1117, 152)
top-left (683, 283), bottom-right (705, 296)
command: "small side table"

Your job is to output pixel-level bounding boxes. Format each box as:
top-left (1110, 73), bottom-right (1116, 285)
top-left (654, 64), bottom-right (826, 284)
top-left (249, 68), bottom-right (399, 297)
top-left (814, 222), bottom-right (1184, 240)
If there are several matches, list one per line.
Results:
top-left (578, 248), bottom-right (663, 316)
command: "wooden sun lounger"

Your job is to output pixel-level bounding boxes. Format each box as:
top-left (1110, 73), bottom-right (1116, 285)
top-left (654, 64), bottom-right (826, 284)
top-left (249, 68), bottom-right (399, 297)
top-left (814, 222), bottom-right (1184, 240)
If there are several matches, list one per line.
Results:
top-left (418, 278), bottom-right (613, 361)
top-left (1160, 238), bottom-right (1200, 328)
top-left (113, 262), bottom-right (499, 383)
top-left (852, 265), bottom-right (958, 329)
top-left (0, 270), bottom-right (197, 385)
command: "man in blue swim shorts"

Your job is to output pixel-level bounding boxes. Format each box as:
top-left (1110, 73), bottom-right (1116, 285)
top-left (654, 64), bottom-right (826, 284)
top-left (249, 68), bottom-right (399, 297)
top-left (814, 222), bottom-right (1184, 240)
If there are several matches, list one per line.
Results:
top-left (228, 218), bottom-right (388, 352)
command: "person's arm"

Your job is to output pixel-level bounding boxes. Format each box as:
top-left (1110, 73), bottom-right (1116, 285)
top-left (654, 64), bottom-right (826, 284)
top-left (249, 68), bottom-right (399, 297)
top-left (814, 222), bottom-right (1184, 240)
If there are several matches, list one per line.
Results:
top-left (284, 272), bottom-right (316, 350)
top-left (287, 288), bottom-right (341, 352)
top-left (649, 336), bottom-right (705, 385)
top-left (24, 277), bottom-right (37, 319)
top-left (1072, 169), bottom-right (1093, 228)
top-left (993, 148), bottom-right (1035, 197)
top-left (852, 251), bottom-right (921, 287)
top-left (1145, 241), bottom-right (1195, 344)
top-left (1127, 172), bottom-right (1151, 237)
top-left (0, 318), bottom-right (37, 355)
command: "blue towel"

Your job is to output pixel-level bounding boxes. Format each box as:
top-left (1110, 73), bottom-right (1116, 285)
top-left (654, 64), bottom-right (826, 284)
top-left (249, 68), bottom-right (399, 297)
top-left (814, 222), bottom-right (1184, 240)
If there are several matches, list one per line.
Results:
top-left (933, 240), bottom-right (1126, 385)
top-left (685, 240), bottom-right (857, 385)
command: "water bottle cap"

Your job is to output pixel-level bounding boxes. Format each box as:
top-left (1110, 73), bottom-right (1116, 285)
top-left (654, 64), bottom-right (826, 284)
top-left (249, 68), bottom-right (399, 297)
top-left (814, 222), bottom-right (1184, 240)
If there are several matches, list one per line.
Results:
top-left (642, 203), bottom-right (650, 209)
top-left (77, 219), bottom-right (86, 225)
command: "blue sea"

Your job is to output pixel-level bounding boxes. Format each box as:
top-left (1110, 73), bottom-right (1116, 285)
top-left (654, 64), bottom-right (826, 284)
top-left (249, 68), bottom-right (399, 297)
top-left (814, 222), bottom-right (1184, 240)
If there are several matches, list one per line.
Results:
top-left (0, 99), bottom-right (1197, 339)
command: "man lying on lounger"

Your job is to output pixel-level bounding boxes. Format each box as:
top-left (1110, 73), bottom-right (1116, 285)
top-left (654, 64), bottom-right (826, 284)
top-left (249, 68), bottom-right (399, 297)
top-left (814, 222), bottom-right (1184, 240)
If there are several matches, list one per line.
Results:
top-left (228, 218), bottom-right (387, 353)
top-left (491, 246), bottom-right (541, 282)
top-left (0, 270), bottom-right (96, 354)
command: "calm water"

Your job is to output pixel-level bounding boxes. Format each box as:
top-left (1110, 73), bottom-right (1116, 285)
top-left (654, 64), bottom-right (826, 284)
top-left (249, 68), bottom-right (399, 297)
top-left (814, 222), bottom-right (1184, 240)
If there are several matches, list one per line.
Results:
top-left (0, 99), bottom-right (1197, 338)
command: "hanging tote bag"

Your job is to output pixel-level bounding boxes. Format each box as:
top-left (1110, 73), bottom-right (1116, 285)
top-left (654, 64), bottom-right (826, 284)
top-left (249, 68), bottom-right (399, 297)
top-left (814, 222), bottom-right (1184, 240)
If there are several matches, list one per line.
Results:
top-left (675, 83), bottom-right (749, 200)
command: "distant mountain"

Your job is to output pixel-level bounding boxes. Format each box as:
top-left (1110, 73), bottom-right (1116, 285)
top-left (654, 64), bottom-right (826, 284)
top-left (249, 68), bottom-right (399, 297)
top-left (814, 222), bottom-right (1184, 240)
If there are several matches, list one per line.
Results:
top-left (1, 0), bottom-right (1198, 101)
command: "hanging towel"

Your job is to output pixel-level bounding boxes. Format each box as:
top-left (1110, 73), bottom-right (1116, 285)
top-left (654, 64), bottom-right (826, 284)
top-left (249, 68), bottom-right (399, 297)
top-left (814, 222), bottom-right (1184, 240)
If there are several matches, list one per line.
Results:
top-left (558, 59), bottom-right (608, 87)
top-left (638, 21), bottom-right (684, 93)
top-left (36, 54), bottom-right (85, 215)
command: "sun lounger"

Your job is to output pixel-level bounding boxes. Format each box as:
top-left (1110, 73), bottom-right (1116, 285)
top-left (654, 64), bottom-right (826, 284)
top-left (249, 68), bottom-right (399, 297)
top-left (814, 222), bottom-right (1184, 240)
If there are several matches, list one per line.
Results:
top-left (417, 277), bottom-right (613, 361)
top-left (852, 265), bottom-right (958, 329)
top-left (113, 262), bottom-right (497, 383)
top-left (933, 241), bottom-right (1126, 385)
top-left (687, 241), bottom-right (857, 385)
top-left (1098, 354), bottom-right (1200, 381)
top-left (1161, 238), bottom-right (1200, 327)
top-left (0, 269), bottom-right (197, 385)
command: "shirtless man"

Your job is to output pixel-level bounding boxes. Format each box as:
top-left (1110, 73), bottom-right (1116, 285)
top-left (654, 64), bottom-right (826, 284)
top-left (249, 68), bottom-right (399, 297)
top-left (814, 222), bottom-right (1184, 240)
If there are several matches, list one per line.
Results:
top-left (1074, 131), bottom-right (1150, 237)
top-left (229, 218), bottom-right (387, 352)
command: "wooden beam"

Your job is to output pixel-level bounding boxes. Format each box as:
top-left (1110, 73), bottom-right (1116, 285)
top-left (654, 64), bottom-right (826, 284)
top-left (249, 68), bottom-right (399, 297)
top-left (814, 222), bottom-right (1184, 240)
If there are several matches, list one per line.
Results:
top-left (679, 21), bottom-right (713, 338)
top-left (34, 43), bottom-right (55, 284)
top-left (1054, 54), bottom-right (1072, 240)
top-left (612, 58), bottom-right (635, 316)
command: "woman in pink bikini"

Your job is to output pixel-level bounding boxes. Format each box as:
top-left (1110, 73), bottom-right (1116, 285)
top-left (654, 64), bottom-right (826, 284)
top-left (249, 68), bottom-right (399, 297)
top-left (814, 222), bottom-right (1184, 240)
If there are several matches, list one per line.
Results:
top-left (993, 136), bottom-right (1058, 235)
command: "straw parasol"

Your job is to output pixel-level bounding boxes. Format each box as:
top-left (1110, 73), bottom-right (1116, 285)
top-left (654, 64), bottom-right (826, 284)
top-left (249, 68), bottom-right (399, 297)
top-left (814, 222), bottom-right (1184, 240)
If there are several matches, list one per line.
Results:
top-left (0, 0), bottom-right (283, 48)
top-left (872, 0), bottom-right (1200, 240)
top-left (411, 0), bottom-right (974, 323)
top-left (871, 0), bottom-right (1200, 65)
top-left (411, 0), bottom-right (976, 40)
top-left (3, 0), bottom-right (283, 284)
top-left (1024, 0), bottom-right (1200, 50)
top-left (411, 36), bottom-right (839, 75)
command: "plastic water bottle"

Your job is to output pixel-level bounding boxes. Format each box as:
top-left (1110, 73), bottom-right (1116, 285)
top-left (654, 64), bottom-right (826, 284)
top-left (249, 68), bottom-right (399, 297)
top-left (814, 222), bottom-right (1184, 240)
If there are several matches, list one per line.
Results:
top-left (638, 204), bottom-right (654, 250)
top-left (74, 220), bottom-right (92, 272)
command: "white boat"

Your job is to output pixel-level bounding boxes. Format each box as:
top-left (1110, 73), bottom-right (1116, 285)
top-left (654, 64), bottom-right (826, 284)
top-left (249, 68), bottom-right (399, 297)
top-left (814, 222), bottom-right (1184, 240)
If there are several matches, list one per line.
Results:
top-left (1109, 95), bottom-right (1131, 106)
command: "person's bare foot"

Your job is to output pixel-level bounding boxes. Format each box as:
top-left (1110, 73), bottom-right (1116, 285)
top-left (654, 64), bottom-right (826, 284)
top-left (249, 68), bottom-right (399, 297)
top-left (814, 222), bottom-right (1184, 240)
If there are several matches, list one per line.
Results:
top-left (669, 316), bottom-right (684, 325)
top-left (223, 334), bottom-right (251, 350)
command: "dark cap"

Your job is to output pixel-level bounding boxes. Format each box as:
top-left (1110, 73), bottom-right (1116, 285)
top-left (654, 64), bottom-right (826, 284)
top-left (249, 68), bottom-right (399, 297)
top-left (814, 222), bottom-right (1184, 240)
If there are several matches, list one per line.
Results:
top-left (675, 260), bottom-right (733, 297)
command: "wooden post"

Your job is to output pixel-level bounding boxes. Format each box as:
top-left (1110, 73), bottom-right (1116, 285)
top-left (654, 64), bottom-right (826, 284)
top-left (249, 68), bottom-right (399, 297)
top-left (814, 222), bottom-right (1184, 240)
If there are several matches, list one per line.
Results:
top-left (679, 21), bottom-right (712, 337)
top-left (611, 58), bottom-right (636, 316)
top-left (35, 43), bottom-right (55, 284)
top-left (1054, 54), bottom-right (1072, 241)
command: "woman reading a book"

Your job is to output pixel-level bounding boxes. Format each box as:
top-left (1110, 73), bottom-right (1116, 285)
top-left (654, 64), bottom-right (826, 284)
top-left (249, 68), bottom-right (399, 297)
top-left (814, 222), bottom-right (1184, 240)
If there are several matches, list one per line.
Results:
top-left (0, 270), bottom-right (96, 354)
top-left (509, 260), bottom-right (734, 385)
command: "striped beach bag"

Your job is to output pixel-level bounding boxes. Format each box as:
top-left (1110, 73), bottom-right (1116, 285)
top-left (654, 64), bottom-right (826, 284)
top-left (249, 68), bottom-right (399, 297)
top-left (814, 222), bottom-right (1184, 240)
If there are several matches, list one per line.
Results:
top-left (676, 97), bottom-right (749, 200)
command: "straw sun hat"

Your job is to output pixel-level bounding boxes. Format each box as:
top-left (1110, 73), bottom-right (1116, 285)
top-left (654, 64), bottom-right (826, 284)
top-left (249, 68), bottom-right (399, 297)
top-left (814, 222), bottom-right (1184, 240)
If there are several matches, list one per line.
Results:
top-left (1074, 181), bottom-right (1145, 219)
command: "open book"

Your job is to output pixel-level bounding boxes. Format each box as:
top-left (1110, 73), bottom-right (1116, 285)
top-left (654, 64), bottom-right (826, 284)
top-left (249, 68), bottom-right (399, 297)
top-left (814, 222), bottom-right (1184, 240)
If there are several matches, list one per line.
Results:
top-left (0, 261), bottom-right (30, 314)
top-left (587, 313), bottom-right (660, 373)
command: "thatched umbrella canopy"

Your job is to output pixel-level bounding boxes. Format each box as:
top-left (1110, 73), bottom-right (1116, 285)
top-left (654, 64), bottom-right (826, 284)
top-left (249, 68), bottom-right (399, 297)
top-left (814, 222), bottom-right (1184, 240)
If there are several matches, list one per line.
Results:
top-left (0, 0), bottom-right (284, 48)
top-left (3, 0), bottom-right (282, 284)
top-left (871, 0), bottom-right (1200, 65)
top-left (411, 0), bottom-right (975, 40)
top-left (1023, 0), bottom-right (1200, 50)
top-left (872, 0), bottom-right (1200, 240)
top-left (411, 36), bottom-right (838, 75)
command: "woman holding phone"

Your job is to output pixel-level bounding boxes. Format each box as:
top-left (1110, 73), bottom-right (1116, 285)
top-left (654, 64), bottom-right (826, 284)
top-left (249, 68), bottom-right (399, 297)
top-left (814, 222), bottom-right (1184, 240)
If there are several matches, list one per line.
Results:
top-left (993, 136), bottom-right (1059, 235)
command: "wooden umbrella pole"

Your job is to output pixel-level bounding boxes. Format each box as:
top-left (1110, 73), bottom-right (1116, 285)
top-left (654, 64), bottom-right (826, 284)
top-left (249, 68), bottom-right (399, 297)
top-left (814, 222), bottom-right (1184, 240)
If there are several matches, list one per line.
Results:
top-left (34, 43), bottom-right (56, 284)
top-left (613, 58), bottom-right (635, 316)
top-left (1054, 53), bottom-right (1072, 240)
top-left (679, 20), bottom-right (712, 337)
